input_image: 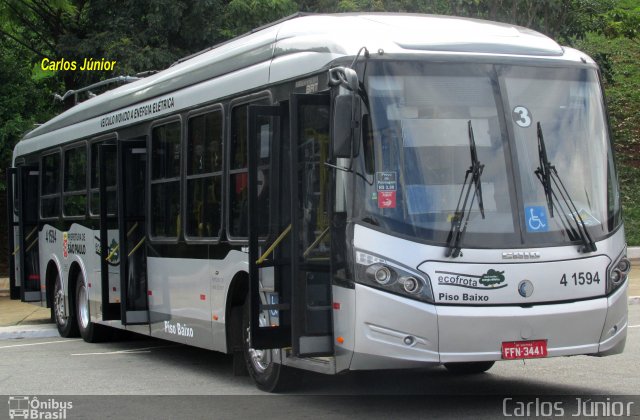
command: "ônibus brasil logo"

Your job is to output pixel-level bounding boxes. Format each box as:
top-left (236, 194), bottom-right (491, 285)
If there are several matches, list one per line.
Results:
top-left (8, 396), bottom-right (72, 419)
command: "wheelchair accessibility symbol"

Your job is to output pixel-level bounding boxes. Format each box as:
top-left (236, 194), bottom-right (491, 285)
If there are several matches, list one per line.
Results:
top-left (525, 206), bottom-right (549, 232)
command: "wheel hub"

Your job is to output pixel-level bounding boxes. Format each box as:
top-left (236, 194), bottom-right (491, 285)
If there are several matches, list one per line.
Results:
top-left (54, 287), bottom-right (66, 325)
top-left (78, 284), bottom-right (89, 329)
top-left (246, 314), bottom-right (270, 373)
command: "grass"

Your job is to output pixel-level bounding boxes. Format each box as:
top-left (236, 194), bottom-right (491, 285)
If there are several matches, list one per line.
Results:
top-left (575, 34), bottom-right (640, 245)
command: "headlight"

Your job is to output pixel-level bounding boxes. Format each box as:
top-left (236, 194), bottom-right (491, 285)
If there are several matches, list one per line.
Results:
top-left (355, 251), bottom-right (434, 303)
top-left (607, 251), bottom-right (631, 294)
top-left (401, 276), bottom-right (422, 294)
top-left (366, 264), bottom-right (395, 285)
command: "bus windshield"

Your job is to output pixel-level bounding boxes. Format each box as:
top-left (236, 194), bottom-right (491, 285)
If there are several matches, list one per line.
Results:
top-left (357, 61), bottom-right (621, 248)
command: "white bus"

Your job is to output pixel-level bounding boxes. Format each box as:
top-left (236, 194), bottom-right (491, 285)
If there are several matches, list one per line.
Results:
top-left (7, 13), bottom-right (631, 392)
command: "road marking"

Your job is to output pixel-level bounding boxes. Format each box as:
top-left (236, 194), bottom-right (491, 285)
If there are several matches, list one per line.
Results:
top-left (0, 339), bottom-right (80, 349)
top-left (629, 324), bottom-right (640, 329)
top-left (72, 349), bottom-right (152, 356)
top-left (71, 344), bottom-right (180, 356)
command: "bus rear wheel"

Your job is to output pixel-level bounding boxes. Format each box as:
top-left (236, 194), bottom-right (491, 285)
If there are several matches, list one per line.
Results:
top-left (444, 361), bottom-right (495, 374)
top-left (53, 274), bottom-right (79, 338)
top-left (75, 274), bottom-right (108, 342)
top-left (241, 296), bottom-right (296, 392)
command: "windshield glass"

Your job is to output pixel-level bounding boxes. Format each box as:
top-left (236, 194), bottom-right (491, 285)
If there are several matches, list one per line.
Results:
top-left (503, 65), bottom-right (621, 245)
top-left (356, 61), bottom-right (621, 248)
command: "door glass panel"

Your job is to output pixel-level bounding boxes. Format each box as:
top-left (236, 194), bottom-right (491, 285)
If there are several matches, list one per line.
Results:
top-left (293, 97), bottom-right (332, 340)
top-left (296, 103), bottom-right (331, 263)
top-left (254, 114), bottom-right (273, 238)
top-left (122, 145), bottom-right (147, 313)
top-left (21, 167), bottom-right (41, 299)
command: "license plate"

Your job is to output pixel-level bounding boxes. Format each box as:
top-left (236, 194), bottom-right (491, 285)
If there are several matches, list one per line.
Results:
top-left (501, 339), bottom-right (548, 359)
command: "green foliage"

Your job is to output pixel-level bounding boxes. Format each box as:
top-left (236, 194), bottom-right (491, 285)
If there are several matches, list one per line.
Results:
top-left (221, 0), bottom-right (297, 38)
top-left (575, 32), bottom-right (640, 245)
top-left (0, 38), bottom-right (60, 190)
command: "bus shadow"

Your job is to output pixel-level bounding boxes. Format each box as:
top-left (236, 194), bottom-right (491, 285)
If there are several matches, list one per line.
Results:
top-left (104, 334), bottom-right (606, 396)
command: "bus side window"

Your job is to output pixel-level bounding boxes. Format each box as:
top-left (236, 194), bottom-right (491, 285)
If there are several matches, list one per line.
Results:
top-left (63, 145), bottom-right (87, 217)
top-left (90, 142), bottom-right (117, 215)
top-left (150, 121), bottom-right (181, 239)
top-left (40, 152), bottom-right (61, 219)
top-left (186, 110), bottom-right (223, 240)
top-left (229, 104), bottom-right (249, 238)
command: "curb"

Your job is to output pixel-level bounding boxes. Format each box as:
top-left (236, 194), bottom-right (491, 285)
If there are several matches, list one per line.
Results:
top-left (0, 324), bottom-right (59, 340)
top-left (629, 246), bottom-right (640, 262)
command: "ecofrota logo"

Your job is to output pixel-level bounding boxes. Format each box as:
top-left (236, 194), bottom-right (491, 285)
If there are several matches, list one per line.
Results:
top-left (8, 396), bottom-right (72, 419)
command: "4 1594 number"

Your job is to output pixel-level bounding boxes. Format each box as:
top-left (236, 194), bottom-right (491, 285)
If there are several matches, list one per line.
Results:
top-left (560, 272), bottom-right (600, 286)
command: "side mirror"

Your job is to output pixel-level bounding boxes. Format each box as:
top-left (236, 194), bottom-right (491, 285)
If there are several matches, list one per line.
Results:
top-left (332, 94), bottom-right (360, 159)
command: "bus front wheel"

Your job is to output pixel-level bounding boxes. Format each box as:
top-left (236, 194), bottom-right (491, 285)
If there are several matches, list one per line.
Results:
top-left (444, 361), bottom-right (495, 374)
top-left (241, 296), bottom-right (296, 392)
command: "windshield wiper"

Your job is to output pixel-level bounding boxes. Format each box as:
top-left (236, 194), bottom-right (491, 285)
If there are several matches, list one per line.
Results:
top-left (534, 122), bottom-right (597, 253)
top-left (535, 123), bottom-right (554, 218)
top-left (445, 121), bottom-right (486, 258)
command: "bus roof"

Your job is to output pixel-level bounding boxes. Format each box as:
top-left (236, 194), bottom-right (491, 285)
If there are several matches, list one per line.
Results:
top-left (17, 13), bottom-right (581, 155)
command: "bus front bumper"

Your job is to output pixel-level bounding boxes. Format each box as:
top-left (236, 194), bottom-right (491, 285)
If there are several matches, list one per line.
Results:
top-left (348, 282), bottom-right (627, 370)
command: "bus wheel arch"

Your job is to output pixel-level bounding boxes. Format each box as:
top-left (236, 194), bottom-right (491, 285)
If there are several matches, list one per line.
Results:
top-left (45, 260), bottom-right (60, 311)
top-left (66, 262), bottom-right (82, 318)
top-left (226, 271), bottom-right (249, 354)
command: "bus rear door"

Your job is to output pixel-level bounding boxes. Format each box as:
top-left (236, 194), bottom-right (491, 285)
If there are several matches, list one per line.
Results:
top-left (7, 165), bottom-right (42, 302)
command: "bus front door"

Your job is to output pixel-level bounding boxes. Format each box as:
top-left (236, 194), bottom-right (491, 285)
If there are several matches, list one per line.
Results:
top-left (117, 140), bottom-right (149, 324)
top-left (248, 93), bottom-right (333, 357)
top-left (289, 93), bottom-right (333, 357)
top-left (8, 165), bottom-right (42, 302)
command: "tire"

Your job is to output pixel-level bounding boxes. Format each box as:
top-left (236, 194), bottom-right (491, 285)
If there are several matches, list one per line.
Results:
top-left (75, 274), bottom-right (108, 343)
top-left (241, 295), bottom-right (297, 392)
top-left (53, 273), bottom-right (79, 338)
top-left (444, 361), bottom-right (495, 374)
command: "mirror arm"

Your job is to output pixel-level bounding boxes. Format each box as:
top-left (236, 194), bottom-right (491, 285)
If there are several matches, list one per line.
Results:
top-left (329, 67), bottom-right (359, 91)
top-left (324, 161), bottom-right (373, 186)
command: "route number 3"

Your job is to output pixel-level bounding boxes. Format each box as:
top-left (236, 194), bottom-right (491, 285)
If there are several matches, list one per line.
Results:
top-left (513, 106), bottom-right (532, 128)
